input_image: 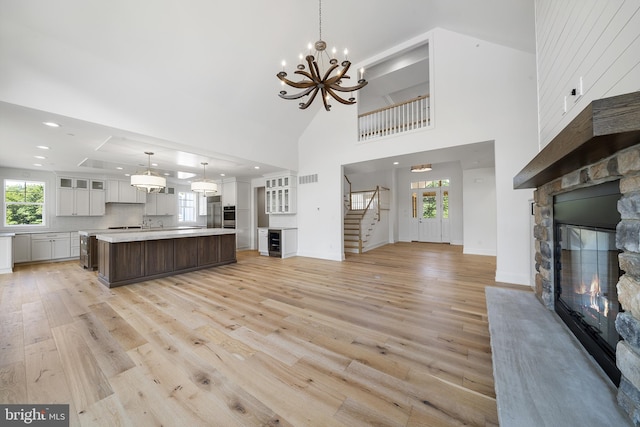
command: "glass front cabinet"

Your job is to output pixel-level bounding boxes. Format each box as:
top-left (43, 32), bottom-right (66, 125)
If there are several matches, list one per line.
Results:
top-left (265, 175), bottom-right (296, 214)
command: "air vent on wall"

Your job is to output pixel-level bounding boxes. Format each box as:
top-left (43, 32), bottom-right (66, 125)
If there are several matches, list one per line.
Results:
top-left (299, 174), bottom-right (318, 184)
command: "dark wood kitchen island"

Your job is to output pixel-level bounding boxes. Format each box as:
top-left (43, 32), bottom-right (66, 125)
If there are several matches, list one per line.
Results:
top-left (96, 228), bottom-right (236, 287)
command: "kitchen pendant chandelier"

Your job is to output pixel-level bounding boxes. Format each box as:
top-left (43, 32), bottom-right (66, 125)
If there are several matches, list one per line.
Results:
top-left (130, 152), bottom-right (166, 193)
top-left (191, 162), bottom-right (218, 195)
top-left (277, 0), bottom-right (367, 111)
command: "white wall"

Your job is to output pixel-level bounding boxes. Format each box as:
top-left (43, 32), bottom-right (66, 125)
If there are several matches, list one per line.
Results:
top-left (536, 0), bottom-right (640, 147)
top-left (396, 161), bottom-right (463, 245)
top-left (297, 28), bottom-right (539, 284)
top-left (463, 167), bottom-right (497, 256)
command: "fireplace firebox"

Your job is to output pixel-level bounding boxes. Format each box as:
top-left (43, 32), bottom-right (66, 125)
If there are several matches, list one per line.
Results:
top-left (553, 180), bottom-right (622, 385)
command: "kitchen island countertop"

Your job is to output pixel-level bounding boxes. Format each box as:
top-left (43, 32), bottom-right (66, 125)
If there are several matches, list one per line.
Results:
top-left (96, 227), bottom-right (235, 243)
top-left (79, 226), bottom-right (204, 237)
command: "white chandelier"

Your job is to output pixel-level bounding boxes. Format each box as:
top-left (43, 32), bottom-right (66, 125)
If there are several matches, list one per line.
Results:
top-left (130, 151), bottom-right (166, 193)
top-left (191, 162), bottom-right (218, 195)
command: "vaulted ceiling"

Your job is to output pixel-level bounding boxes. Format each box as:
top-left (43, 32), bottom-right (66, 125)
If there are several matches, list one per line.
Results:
top-left (0, 0), bottom-right (535, 181)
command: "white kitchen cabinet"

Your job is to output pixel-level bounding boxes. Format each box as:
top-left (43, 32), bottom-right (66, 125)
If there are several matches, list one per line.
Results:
top-left (70, 232), bottom-right (80, 258)
top-left (281, 228), bottom-right (298, 258)
top-left (89, 180), bottom-right (106, 216)
top-left (145, 188), bottom-right (176, 216)
top-left (106, 180), bottom-right (147, 203)
top-left (106, 179), bottom-right (119, 203)
top-left (31, 233), bottom-right (70, 261)
top-left (90, 189), bottom-right (106, 216)
top-left (222, 180), bottom-right (249, 208)
top-left (265, 174), bottom-right (296, 214)
top-left (222, 181), bottom-right (236, 206)
top-left (56, 177), bottom-right (91, 216)
top-left (258, 227), bottom-right (268, 256)
top-left (235, 209), bottom-right (250, 250)
top-left (56, 177), bottom-right (104, 216)
top-left (59, 177), bottom-right (89, 190)
top-left (0, 235), bottom-right (13, 274)
top-left (13, 234), bottom-right (31, 263)
top-left (118, 180), bottom-right (141, 203)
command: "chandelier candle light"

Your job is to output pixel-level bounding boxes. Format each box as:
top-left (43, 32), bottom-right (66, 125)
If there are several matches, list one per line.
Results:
top-left (130, 151), bottom-right (166, 193)
top-left (277, 0), bottom-right (367, 111)
top-left (191, 162), bottom-right (218, 196)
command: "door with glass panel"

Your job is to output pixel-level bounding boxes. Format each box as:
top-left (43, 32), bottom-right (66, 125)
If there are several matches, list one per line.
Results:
top-left (412, 179), bottom-right (450, 243)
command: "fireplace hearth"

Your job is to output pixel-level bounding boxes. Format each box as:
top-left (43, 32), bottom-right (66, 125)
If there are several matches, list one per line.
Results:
top-left (553, 181), bottom-right (622, 384)
top-left (515, 91), bottom-right (640, 424)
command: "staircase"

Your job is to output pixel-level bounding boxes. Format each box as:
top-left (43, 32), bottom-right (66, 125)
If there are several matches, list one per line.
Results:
top-left (343, 208), bottom-right (380, 254)
top-left (343, 178), bottom-right (388, 254)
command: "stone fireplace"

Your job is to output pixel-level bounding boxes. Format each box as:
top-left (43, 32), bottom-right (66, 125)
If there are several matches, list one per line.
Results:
top-left (515, 91), bottom-right (640, 425)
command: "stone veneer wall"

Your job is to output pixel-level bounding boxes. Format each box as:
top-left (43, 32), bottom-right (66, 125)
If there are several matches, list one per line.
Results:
top-left (533, 143), bottom-right (640, 426)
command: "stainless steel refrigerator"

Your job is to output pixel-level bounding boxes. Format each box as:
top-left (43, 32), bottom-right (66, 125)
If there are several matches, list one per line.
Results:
top-left (206, 196), bottom-right (222, 228)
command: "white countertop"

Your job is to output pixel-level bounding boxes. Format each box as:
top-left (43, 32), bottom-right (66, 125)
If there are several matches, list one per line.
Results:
top-left (96, 228), bottom-right (235, 243)
top-left (0, 233), bottom-right (16, 237)
top-left (264, 227), bottom-right (298, 230)
top-left (79, 226), bottom-right (203, 236)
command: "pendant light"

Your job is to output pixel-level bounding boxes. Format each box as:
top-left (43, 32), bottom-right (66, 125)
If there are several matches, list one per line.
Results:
top-left (410, 164), bottom-right (432, 172)
top-left (191, 162), bottom-right (218, 195)
top-left (130, 151), bottom-right (166, 193)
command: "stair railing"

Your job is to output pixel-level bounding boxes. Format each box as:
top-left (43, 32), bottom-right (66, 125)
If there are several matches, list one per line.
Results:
top-left (344, 175), bottom-right (352, 214)
top-left (343, 181), bottom-right (390, 253)
top-left (358, 95), bottom-right (430, 141)
top-left (357, 187), bottom-right (380, 252)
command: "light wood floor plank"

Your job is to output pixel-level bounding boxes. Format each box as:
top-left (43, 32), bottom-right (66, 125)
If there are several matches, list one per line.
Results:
top-left (75, 312), bottom-right (136, 378)
top-left (2, 242), bottom-right (523, 426)
top-left (0, 361), bottom-right (26, 404)
top-left (24, 339), bottom-right (81, 426)
top-left (22, 301), bottom-right (52, 346)
top-left (51, 322), bottom-right (113, 413)
top-left (0, 311), bottom-right (24, 367)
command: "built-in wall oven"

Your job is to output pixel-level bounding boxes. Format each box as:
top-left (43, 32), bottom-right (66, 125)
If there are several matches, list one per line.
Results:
top-left (223, 206), bottom-right (236, 229)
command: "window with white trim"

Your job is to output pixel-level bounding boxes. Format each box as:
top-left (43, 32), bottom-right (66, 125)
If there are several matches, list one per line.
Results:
top-left (4, 179), bottom-right (46, 226)
top-left (178, 191), bottom-right (196, 223)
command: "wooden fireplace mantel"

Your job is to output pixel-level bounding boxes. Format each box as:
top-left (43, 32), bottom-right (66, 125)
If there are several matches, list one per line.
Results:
top-left (514, 91), bottom-right (640, 189)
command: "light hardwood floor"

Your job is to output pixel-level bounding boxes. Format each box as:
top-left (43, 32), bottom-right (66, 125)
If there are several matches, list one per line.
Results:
top-left (0, 242), bottom-right (525, 426)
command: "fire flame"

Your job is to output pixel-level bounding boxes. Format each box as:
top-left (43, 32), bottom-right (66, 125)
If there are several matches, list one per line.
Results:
top-left (574, 273), bottom-right (611, 316)
top-left (589, 274), bottom-right (600, 311)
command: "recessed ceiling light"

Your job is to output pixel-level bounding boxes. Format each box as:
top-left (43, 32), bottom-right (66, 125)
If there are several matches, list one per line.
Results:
top-left (34, 155), bottom-right (46, 160)
top-left (33, 163), bottom-right (43, 167)
top-left (393, 161), bottom-right (399, 165)
top-left (220, 173), bottom-right (225, 177)
top-left (124, 173), bottom-right (131, 177)
top-left (151, 163), bottom-right (158, 167)
top-left (116, 167), bottom-right (123, 170)
top-left (254, 166), bottom-right (260, 169)
top-left (42, 121), bottom-right (60, 128)
top-left (163, 173), bottom-right (170, 176)
top-left (36, 145), bottom-right (50, 150)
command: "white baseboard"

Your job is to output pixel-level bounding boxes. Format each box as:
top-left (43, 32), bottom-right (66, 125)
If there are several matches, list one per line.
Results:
top-left (463, 246), bottom-right (496, 256)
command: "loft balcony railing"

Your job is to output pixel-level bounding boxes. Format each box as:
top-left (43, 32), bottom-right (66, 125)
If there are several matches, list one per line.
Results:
top-left (358, 95), bottom-right (430, 141)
